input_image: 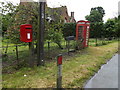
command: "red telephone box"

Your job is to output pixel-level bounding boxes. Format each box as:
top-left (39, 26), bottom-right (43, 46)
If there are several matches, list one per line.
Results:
top-left (76, 20), bottom-right (90, 48)
top-left (20, 24), bottom-right (32, 42)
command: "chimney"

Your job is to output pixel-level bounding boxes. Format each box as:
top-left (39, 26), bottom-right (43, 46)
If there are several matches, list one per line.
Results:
top-left (71, 12), bottom-right (74, 18)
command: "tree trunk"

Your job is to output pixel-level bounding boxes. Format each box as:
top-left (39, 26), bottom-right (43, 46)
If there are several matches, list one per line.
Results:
top-left (96, 38), bottom-right (97, 46)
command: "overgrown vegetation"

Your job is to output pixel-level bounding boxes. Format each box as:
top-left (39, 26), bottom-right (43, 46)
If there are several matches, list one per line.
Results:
top-left (85, 6), bottom-right (119, 45)
top-left (62, 23), bottom-right (76, 37)
top-left (1, 1), bottom-right (119, 88)
top-left (2, 38), bottom-right (117, 72)
top-left (1, 2), bottom-right (66, 66)
top-left (2, 41), bottom-right (118, 88)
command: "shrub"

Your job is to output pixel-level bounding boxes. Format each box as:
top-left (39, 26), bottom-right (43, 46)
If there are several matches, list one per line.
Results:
top-left (62, 23), bottom-right (76, 38)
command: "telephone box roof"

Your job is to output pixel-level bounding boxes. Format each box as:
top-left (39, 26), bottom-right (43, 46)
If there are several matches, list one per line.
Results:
top-left (77, 20), bottom-right (90, 23)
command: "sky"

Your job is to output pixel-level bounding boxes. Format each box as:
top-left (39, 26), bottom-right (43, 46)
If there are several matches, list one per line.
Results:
top-left (118, 1), bottom-right (120, 15)
top-left (1, 0), bottom-right (120, 22)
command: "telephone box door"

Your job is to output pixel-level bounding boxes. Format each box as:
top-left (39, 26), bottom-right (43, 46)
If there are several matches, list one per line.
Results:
top-left (76, 20), bottom-right (90, 49)
top-left (84, 22), bottom-right (90, 47)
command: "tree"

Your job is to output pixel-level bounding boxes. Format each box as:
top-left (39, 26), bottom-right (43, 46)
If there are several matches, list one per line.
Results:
top-left (115, 15), bottom-right (120, 38)
top-left (0, 2), bottom-right (17, 37)
top-left (1, 2), bottom-right (65, 67)
top-left (85, 6), bottom-right (105, 45)
top-left (86, 7), bottom-right (105, 23)
top-left (0, 15), bottom-right (2, 36)
top-left (62, 23), bottom-right (76, 38)
top-left (104, 19), bottom-right (117, 38)
top-left (2, 2), bottom-right (64, 48)
top-left (86, 10), bottom-right (103, 23)
top-left (7, 2), bottom-right (39, 44)
top-left (45, 15), bottom-right (64, 49)
top-left (91, 7), bottom-right (105, 18)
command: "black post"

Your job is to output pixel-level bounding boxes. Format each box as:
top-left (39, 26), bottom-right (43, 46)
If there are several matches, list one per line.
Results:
top-left (74, 40), bottom-right (76, 51)
top-left (5, 42), bottom-right (9, 55)
top-left (29, 42), bottom-right (34, 67)
top-left (48, 42), bottom-right (50, 57)
top-left (15, 45), bottom-right (19, 64)
top-left (37, 0), bottom-right (46, 66)
top-left (68, 41), bottom-right (70, 55)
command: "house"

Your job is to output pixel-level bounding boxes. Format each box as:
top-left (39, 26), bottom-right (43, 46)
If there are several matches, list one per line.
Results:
top-left (20, 0), bottom-right (76, 23)
top-left (47, 6), bottom-right (76, 23)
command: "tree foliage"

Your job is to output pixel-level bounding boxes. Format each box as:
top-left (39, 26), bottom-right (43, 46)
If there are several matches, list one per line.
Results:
top-left (0, 2), bottom-right (17, 37)
top-left (1, 2), bottom-right (64, 47)
top-left (85, 6), bottom-right (105, 44)
top-left (62, 23), bottom-right (76, 38)
top-left (85, 6), bottom-right (105, 45)
top-left (116, 15), bottom-right (120, 38)
top-left (90, 22), bottom-right (104, 38)
top-left (45, 9), bottom-right (64, 49)
top-left (104, 18), bottom-right (117, 38)
top-left (91, 7), bottom-right (105, 18)
top-left (86, 10), bottom-right (102, 23)
top-left (86, 6), bottom-right (105, 23)
top-left (45, 21), bottom-right (64, 47)
top-left (7, 2), bottom-right (38, 44)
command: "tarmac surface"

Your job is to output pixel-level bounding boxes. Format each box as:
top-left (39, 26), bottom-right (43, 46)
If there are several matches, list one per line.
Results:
top-left (84, 54), bottom-right (119, 89)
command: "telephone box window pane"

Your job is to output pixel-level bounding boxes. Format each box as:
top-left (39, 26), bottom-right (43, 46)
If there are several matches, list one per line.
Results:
top-left (87, 26), bottom-right (89, 29)
top-left (78, 26), bottom-right (83, 40)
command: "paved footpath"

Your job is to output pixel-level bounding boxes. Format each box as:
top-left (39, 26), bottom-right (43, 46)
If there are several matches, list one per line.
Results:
top-left (84, 54), bottom-right (119, 89)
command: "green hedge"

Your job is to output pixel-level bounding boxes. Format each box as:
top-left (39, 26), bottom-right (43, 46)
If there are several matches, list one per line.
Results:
top-left (62, 23), bottom-right (76, 38)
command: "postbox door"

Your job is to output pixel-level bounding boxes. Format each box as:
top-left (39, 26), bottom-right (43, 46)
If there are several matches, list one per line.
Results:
top-left (20, 24), bottom-right (32, 42)
top-left (25, 26), bottom-right (32, 42)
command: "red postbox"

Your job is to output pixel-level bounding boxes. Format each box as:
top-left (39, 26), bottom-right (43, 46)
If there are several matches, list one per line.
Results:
top-left (20, 24), bottom-right (32, 42)
top-left (76, 20), bottom-right (90, 48)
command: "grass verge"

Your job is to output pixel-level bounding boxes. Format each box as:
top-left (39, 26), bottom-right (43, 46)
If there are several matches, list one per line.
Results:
top-left (2, 41), bottom-right (118, 88)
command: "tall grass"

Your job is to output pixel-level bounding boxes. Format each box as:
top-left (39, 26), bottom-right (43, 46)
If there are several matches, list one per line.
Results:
top-left (2, 41), bottom-right (118, 88)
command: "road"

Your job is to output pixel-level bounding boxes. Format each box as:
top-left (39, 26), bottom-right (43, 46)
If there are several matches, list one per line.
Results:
top-left (84, 54), bottom-right (119, 89)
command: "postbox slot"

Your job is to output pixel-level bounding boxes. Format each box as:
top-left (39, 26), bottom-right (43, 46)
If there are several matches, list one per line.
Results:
top-left (26, 31), bottom-right (32, 32)
top-left (26, 28), bottom-right (32, 29)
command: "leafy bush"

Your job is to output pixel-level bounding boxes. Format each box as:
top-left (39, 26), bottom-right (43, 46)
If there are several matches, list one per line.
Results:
top-left (62, 23), bottom-right (76, 38)
top-left (45, 21), bottom-right (64, 49)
